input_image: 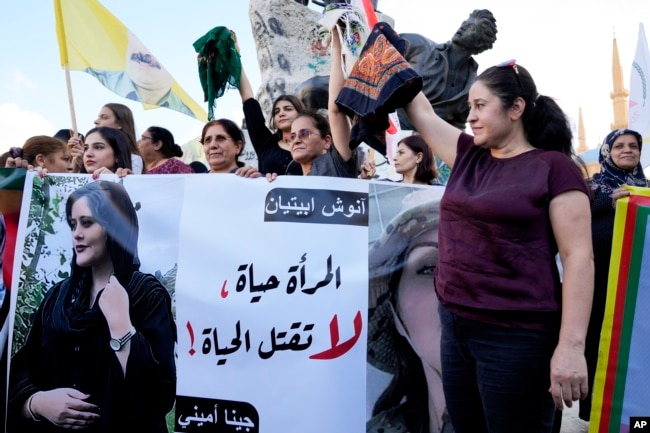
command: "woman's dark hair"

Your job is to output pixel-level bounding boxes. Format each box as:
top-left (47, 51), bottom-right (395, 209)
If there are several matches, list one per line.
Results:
top-left (295, 110), bottom-right (332, 139)
top-left (147, 126), bottom-right (183, 158)
top-left (200, 119), bottom-right (245, 158)
top-left (66, 180), bottom-right (140, 286)
top-left (9, 136), bottom-right (67, 166)
top-left (399, 135), bottom-right (438, 184)
top-left (574, 155), bottom-right (590, 179)
top-left (270, 95), bottom-right (306, 136)
top-left (53, 129), bottom-right (84, 144)
top-left (103, 103), bottom-right (141, 157)
top-left (189, 161), bottom-right (209, 173)
top-left (477, 63), bottom-right (574, 157)
top-left (81, 127), bottom-right (133, 173)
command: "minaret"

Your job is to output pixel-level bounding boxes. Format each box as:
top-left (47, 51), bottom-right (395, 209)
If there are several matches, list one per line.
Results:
top-left (577, 107), bottom-right (588, 153)
top-left (611, 34), bottom-right (629, 130)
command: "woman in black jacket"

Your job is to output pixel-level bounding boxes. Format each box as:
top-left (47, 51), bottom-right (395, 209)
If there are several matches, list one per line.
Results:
top-left (8, 180), bottom-right (176, 433)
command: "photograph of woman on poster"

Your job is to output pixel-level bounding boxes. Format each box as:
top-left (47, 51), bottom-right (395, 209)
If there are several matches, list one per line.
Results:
top-left (366, 185), bottom-right (452, 433)
top-left (7, 180), bottom-right (176, 433)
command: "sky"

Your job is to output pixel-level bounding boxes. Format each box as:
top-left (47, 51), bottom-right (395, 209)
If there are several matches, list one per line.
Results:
top-left (1, 0), bottom-right (649, 156)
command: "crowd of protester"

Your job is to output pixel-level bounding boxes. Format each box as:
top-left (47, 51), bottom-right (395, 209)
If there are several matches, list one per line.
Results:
top-left (0, 5), bottom-right (648, 432)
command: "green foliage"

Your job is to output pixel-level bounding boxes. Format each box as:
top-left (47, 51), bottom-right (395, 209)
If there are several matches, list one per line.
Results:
top-left (156, 263), bottom-right (178, 318)
top-left (435, 155), bottom-right (451, 186)
top-left (13, 176), bottom-right (87, 355)
top-left (166, 404), bottom-right (176, 432)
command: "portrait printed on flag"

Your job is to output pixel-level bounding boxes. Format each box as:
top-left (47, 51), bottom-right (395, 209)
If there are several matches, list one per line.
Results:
top-left (55, 0), bottom-right (207, 121)
top-left (86, 31), bottom-right (195, 117)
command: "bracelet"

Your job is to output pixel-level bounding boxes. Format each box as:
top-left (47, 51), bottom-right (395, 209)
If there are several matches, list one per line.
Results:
top-left (27, 393), bottom-right (42, 422)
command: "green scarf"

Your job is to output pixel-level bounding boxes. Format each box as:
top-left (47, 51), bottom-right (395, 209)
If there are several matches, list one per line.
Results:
top-left (193, 27), bottom-right (242, 120)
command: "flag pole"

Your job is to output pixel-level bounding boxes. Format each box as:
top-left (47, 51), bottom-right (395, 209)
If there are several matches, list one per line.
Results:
top-left (63, 65), bottom-right (78, 135)
top-left (54, 0), bottom-right (78, 136)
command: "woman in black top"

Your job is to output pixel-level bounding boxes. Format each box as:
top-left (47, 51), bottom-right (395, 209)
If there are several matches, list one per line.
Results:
top-left (237, 45), bottom-right (305, 176)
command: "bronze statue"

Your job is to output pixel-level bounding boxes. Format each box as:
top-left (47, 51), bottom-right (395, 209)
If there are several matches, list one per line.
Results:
top-left (251, 2), bottom-right (495, 132)
top-left (397, 9), bottom-right (497, 130)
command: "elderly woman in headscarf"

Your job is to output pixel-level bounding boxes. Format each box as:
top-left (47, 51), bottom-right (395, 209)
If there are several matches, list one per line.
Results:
top-left (581, 128), bottom-right (648, 421)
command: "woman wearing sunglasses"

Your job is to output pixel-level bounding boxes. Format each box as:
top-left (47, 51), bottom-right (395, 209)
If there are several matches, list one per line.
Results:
top-left (283, 111), bottom-right (357, 178)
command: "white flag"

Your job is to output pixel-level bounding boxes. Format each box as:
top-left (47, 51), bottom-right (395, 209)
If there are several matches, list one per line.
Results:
top-left (629, 23), bottom-right (650, 169)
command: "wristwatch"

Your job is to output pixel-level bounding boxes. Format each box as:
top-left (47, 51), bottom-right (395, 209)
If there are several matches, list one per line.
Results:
top-left (109, 327), bottom-right (136, 351)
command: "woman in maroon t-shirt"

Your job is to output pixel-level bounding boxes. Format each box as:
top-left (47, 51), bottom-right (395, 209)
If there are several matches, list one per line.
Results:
top-left (402, 61), bottom-right (593, 433)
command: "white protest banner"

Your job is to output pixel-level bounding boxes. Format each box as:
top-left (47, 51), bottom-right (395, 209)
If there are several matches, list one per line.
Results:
top-left (173, 174), bottom-right (369, 432)
top-left (7, 173), bottom-right (445, 433)
top-left (7, 173), bottom-right (369, 433)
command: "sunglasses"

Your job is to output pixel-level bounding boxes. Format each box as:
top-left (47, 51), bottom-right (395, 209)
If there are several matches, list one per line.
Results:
top-left (287, 129), bottom-right (317, 143)
top-left (496, 59), bottom-right (522, 88)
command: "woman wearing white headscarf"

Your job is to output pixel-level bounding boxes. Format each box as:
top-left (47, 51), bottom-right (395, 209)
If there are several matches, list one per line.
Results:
top-left (581, 128), bottom-right (648, 421)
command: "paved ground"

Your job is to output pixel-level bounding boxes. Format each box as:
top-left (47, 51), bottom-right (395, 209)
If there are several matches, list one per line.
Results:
top-left (560, 404), bottom-right (589, 433)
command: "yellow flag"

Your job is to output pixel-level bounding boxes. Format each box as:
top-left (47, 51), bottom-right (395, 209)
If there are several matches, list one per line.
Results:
top-left (54, 0), bottom-right (207, 121)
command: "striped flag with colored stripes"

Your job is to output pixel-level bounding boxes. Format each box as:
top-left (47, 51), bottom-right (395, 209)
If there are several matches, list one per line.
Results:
top-left (589, 186), bottom-right (650, 432)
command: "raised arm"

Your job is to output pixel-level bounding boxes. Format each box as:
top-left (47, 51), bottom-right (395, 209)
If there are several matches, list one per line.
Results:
top-left (231, 29), bottom-right (255, 103)
top-left (234, 33), bottom-right (275, 155)
top-left (403, 92), bottom-right (460, 168)
top-left (238, 62), bottom-right (255, 103)
top-left (328, 27), bottom-right (353, 162)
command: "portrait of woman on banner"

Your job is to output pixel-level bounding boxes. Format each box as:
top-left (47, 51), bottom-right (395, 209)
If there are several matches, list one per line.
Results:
top-left (7, 180), bottom-right (176, 433)
top-left (366, 185), bottom-right (452, 433)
